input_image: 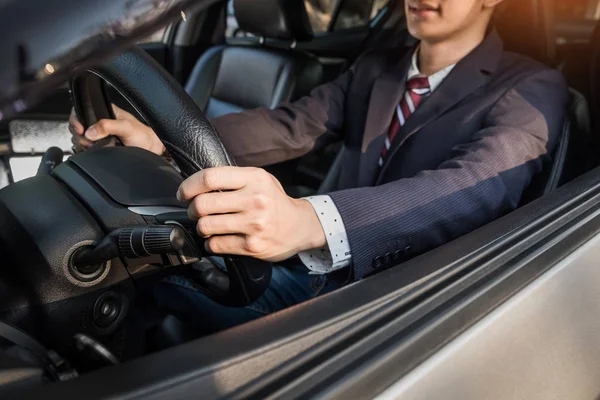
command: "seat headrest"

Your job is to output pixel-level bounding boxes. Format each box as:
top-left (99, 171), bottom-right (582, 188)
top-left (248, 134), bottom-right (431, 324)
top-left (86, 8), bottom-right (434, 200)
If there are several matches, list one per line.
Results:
top-left (233, 0), bottom-right (313, 41)
top-left (494, 0), bottom-right (556, 64)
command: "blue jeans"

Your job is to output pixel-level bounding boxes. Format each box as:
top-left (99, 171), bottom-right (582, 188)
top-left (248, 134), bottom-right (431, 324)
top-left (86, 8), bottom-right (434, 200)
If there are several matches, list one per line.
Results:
top-left (153, 260), bottom-right (339, 336)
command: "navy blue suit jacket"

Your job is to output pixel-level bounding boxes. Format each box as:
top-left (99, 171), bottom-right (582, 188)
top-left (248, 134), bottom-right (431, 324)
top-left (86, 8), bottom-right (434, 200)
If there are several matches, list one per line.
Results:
top-left (212, 30), bottom-right (569, 279)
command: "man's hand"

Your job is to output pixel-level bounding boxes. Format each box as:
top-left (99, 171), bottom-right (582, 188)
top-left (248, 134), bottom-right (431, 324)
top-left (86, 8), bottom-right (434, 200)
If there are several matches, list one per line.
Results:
top-left (69, 104), bottom-right (165, 155)
top-left (177, 167), bottom-right (327, 262)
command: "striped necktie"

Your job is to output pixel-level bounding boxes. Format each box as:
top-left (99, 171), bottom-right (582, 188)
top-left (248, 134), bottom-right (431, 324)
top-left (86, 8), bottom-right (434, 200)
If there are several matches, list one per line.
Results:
top-left (378, 76), bottom-right (431, 167)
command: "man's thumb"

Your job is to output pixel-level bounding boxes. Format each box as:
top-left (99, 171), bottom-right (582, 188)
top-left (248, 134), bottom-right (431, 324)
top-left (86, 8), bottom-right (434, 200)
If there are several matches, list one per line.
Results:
top-left (84, 120), bottom-right (116, 141)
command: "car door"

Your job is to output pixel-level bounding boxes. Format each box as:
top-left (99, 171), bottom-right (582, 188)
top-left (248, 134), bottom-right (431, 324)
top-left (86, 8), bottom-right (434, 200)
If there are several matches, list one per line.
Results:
top-left (24, 157), bottom-right (600, 400)
top-left (267, 172), bottom-right (600, 400)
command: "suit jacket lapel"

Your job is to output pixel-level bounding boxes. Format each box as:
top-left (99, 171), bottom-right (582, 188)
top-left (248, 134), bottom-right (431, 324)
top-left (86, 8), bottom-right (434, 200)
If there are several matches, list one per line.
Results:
top-left (357, 50), bottom-right (413, 187)
top-left (376, 29), bottom-right (505, 184)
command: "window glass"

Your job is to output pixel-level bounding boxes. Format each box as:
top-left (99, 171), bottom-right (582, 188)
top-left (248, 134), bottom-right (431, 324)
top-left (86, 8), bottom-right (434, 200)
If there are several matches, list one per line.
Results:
top-left (226, 0), bottom-right (341, 36)
top-left (304, 0), bottom-right (339, 33)
top-left (137, 26), bottom-right (167, 43)
top-left (226, 0), bottom-right (254, 37)
top-left (225, 0), bottom-right (389, 38)
top-left (333, 0), bottom-right (389, 31)
top-left (226, 0), bottom-right (240, 37)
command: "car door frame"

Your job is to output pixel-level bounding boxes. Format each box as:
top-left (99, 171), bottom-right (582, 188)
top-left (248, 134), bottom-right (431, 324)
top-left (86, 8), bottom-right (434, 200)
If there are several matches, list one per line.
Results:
top-left (21, 155), bottom-right (600, 399)
top-left (233, 167), bottom-right (600, 399)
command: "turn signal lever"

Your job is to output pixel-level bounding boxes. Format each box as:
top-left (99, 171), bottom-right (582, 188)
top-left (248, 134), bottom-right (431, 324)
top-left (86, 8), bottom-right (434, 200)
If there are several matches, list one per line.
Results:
top-left (155, 210), bottom-right (274, 307)
top-left (74, 225), bottom-right (186, 268)
top-left (37, 147), bottom-right (64, 175)
top-left (74, 216), bottom-right (273, 308)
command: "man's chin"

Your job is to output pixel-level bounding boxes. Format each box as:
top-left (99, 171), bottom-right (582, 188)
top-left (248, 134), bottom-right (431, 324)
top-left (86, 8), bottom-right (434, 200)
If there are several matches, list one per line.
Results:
top-left (407, 26), bottom-right (445, 43)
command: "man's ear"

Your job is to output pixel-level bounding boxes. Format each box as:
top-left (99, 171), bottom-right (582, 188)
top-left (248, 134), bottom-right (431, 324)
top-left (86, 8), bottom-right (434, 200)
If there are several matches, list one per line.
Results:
top-left (483, 0), bottom-right (506, 9)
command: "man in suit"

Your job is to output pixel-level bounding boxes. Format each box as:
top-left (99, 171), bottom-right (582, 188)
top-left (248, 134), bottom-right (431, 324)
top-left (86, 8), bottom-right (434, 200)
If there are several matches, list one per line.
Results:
top-left (70, 0), bottom-right (568, 334)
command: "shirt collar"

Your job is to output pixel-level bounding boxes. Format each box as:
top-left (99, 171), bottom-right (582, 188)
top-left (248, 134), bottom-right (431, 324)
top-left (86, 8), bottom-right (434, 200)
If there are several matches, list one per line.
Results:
top-left (407, 48), bottom-right (456, 92)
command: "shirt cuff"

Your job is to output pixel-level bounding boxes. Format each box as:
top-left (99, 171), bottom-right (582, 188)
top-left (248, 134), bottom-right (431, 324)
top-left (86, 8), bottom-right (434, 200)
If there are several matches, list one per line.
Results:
top-left (298, 195), bottom-right (352, 274)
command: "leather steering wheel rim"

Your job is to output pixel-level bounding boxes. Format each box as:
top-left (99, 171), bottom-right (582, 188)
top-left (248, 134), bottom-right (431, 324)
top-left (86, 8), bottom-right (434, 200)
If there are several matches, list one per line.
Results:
top-left (78, 46), bottom-right (235, 177)
top-left (70, 46), bottom-right (273, 307)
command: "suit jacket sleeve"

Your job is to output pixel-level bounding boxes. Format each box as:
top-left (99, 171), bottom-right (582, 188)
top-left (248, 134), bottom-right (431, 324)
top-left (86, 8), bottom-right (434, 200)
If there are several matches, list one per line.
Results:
top-left (328, 69), bottom-right (569, 280)
top-left (210, 60), bottom-right (362, 167)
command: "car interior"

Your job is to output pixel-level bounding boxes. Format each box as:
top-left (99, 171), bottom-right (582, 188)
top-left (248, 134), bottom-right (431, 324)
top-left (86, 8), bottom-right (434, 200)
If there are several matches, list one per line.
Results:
top-left (2, 0), bottom-right (600, 397)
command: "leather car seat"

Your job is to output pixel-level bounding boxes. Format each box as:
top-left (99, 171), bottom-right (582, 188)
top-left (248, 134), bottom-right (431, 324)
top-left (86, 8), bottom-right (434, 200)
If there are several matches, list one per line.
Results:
top-left (494, 0), bottom-right (556, 65)
top-left (494, 0), bottom-right (593, 203)
top-left (184, 0), bottom-right (323, 119)
top-left (588, 21), bottom-right (600, 166)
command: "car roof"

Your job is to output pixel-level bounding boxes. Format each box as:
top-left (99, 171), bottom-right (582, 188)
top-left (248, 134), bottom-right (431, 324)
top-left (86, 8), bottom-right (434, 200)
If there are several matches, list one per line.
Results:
top-left (0, 0), bottom-right (209, 121)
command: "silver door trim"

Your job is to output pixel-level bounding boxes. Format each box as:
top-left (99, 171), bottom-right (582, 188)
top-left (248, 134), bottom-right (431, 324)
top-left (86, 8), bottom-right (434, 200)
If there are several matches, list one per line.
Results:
top-left (376, 232), bottom-right (600, 400)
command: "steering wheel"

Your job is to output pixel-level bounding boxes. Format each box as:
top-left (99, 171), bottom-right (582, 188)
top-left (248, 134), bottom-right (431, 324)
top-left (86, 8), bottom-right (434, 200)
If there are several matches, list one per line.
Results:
top-left (72, 46), bottom-right (273, 307)
top-left (0, 46), bottom-right (273, 364)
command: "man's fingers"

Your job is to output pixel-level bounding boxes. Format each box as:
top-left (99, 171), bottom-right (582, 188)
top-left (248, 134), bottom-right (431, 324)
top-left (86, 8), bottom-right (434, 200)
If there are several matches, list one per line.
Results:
top-left (69, 107), bottom-right (93, 148)
top-left (70, 104), bottom-right (137, 141)
top-left (85, 118), bottom-right (132, 142)
top-left (69, 108), bottom-right (84, 135)
top-left (187, 191), bottom-right (248, 219)
top-left (71, 135), bottom-right (94, 149)
top-left (196, 214), bottom-right (250, 238)
top-left (178, 167), bottom-right (262, 200)
top-left (204, 235), bottom-right (248, 256)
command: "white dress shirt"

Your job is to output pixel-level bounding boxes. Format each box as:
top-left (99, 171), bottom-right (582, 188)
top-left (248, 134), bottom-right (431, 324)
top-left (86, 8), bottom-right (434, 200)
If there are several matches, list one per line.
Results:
top-left (298, 49), bottom-right (456, 274)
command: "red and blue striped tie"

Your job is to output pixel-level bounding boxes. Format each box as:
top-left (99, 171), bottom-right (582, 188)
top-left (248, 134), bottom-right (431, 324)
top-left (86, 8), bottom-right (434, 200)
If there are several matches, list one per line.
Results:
top-left (379, 76), bottom-right (431, 167)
